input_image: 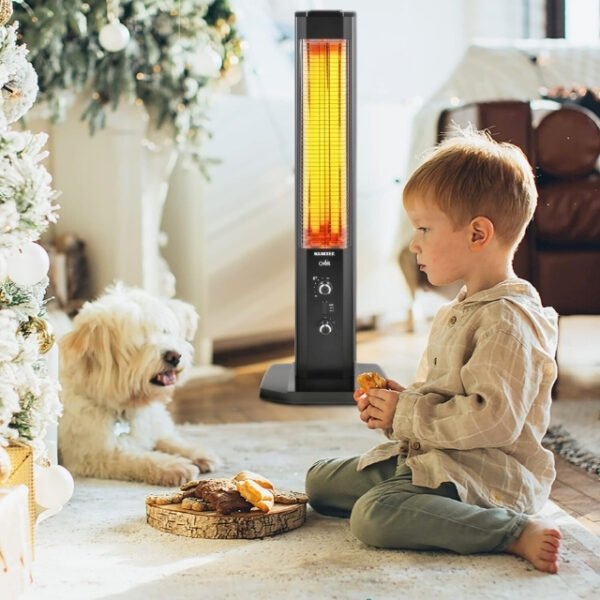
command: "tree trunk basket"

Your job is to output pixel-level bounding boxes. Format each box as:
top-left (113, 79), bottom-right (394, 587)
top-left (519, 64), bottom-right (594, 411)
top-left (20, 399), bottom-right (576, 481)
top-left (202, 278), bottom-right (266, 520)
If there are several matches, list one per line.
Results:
top-left (146, 501), bottom-right (306, 539)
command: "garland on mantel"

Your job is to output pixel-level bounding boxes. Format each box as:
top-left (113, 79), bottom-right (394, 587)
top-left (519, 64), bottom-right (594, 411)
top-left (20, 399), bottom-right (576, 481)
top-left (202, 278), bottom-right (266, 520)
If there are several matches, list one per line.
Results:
top-left (11, 0), bottom-right (243, 172)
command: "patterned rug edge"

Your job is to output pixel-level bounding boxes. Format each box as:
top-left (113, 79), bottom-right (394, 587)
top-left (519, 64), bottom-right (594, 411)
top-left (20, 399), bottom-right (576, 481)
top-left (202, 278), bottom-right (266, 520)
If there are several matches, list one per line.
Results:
top-left (543, 425), bottom-right (600, 477)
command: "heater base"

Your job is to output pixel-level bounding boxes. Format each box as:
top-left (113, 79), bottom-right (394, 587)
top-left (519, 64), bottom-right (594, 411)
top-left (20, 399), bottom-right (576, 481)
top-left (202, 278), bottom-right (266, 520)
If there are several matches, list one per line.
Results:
top-left (259, 363), bottom-right (385, 405)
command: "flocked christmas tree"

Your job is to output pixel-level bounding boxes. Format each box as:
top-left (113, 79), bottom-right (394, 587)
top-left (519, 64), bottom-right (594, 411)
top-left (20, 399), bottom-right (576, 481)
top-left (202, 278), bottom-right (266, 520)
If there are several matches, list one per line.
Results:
top-left (11, 0), bottom-right (243, 173)
top-left (0, 0), bottom-right (61, 484)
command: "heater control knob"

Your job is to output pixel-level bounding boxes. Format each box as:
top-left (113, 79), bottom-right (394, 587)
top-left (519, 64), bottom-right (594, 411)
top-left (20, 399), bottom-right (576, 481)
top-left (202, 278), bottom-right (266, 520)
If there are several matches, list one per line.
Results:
top-left (318, 320), bottom-right (333, 336)
top-left (318, 281), bottom-right (332, 296)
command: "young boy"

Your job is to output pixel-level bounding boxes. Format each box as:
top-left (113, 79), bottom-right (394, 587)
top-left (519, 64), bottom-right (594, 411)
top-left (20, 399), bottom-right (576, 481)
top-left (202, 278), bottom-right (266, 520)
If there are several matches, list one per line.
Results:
top-left (305, 128), bottom-right (561, 574)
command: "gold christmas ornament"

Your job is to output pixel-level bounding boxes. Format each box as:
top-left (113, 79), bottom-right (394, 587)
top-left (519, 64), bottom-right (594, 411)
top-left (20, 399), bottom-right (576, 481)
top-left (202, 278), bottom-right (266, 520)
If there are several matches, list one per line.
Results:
top-left (0, 0), bottom-right (13, 27)
top-left (34, 317), bottom-right (55, 354)
top-left (216, 18), bottom-right (230, 37)
top-left (22, 316), bottom-right (56, 354)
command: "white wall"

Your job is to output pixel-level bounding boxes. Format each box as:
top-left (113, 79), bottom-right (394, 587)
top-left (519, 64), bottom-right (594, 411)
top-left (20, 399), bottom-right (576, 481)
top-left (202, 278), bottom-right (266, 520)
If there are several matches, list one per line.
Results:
top-left (232, 0), bottom-right (535, 105)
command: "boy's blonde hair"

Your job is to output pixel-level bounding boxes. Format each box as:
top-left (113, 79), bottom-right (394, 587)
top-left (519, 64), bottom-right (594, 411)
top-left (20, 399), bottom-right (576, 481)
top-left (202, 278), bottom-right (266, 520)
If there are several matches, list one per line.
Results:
top-left (403, 127), bottom-right (537, 249)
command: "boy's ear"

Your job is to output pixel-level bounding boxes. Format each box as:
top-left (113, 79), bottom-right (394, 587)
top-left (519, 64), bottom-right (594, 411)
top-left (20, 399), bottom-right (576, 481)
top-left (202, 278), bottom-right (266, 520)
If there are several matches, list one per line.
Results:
top-left (469, 216), bottom-right (494, 249)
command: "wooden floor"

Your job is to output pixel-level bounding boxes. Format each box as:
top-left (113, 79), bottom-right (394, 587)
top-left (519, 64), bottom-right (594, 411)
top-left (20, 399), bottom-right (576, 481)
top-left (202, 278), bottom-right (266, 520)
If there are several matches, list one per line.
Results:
top-left (172, 316), bottom-right (600, 537)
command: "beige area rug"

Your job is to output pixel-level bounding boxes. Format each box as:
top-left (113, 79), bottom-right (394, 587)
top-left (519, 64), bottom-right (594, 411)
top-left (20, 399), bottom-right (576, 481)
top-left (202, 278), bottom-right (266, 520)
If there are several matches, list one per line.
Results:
top-left (550, 399), bottom-right (600, 453)
top-left (24, 420), bottom-right (600, 600)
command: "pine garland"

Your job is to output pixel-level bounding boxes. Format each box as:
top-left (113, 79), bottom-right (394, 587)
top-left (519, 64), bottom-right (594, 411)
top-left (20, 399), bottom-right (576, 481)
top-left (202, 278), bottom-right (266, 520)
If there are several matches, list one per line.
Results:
top-left (9, 390), bottom-right (36, 441)
top-left (11, 0), bottom-right (243, 170)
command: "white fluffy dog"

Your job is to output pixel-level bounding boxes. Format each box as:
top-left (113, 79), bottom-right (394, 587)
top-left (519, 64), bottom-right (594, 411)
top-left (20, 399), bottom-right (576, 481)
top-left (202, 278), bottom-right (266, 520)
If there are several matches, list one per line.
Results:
top-left (58, 285), bottom-right (217, 486)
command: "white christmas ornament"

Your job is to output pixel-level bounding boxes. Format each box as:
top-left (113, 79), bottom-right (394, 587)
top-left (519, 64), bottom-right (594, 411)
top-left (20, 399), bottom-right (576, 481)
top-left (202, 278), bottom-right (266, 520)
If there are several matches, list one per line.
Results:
top-left (35, 464), bottom-right (75, 510)
top-left (7, 241), bottom-right (50, 286)
top-left (99, 20), bottom-right (131, 52)
top-left (189, 45), bottom-right (222, 78)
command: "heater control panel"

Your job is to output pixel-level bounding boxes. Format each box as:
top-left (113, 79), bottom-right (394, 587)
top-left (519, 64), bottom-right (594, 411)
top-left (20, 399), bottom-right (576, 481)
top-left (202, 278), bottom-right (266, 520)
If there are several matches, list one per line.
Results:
top-left (312, 277), bottom-right (337, 330)
top-left (307, 251), bottom-right (346, 339)
top-left (296, 247), bottom-right (354, 388)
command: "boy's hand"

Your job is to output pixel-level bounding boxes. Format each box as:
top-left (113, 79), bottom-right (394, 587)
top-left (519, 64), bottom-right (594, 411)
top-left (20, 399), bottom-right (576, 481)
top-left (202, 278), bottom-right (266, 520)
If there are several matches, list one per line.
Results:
top-left (353, 388), bottom-right (370, 413)
top-left (354, 378), bottom-right (405, 428)
top-left (360, 389), bottom-right (400, 430)
top-left (385, 378), bottom-right (405, 393)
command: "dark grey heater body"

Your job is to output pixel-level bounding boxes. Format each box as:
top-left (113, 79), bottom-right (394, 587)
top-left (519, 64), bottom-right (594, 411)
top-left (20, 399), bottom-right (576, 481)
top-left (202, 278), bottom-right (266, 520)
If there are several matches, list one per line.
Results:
top-left (260, 11), bottom-right (384, 405)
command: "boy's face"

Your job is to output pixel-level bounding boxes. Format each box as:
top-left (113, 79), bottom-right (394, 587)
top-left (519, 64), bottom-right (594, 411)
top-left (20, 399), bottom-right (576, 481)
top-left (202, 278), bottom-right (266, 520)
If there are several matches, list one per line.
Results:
top-left (405, 196), bottom-right (472, 287)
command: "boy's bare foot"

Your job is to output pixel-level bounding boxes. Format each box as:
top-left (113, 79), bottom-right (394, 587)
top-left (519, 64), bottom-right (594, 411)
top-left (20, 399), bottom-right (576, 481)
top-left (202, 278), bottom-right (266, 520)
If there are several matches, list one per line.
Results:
top-left (506, 518), bottom-right (561, 574)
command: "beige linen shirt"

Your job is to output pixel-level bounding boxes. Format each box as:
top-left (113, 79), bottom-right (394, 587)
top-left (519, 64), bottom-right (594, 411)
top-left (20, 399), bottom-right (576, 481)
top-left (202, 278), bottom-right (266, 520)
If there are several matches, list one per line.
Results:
top-left (358, 278), bottom-right (558, 514)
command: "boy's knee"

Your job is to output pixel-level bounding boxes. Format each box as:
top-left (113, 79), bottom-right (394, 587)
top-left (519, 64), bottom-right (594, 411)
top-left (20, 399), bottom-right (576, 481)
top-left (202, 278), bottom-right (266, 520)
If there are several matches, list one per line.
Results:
top-left (350, 493), bottom-right (389, 548)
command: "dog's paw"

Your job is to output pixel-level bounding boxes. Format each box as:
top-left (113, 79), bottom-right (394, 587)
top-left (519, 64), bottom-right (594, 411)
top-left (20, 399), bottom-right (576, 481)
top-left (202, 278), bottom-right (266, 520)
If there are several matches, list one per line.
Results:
top-left (192, 456), bottom-right (219, 474)
top-left (156, 460), bottom-right (200, 487)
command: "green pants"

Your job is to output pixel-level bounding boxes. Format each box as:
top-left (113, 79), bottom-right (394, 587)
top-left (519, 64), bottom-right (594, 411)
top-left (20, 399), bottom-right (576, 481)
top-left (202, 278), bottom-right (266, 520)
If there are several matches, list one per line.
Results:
top-left (305, 456), bottom-right (528, 554)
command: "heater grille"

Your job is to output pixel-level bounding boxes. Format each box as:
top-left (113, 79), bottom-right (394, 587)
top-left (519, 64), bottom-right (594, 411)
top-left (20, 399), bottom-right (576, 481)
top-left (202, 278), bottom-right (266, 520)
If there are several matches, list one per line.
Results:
top-left (301, 39), bottom-right (348, 249)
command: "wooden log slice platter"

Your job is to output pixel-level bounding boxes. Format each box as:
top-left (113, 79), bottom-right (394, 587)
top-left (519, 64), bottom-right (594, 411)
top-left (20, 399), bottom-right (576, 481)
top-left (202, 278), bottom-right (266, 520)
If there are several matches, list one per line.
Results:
top-left (146, 501), bottom-right (306, 539)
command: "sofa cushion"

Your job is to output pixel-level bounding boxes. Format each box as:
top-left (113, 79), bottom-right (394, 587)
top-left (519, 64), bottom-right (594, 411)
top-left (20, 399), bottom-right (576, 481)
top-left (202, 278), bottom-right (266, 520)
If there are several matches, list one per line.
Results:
top-left (438, 101), bottom-right (533, 160)
top-left (535, 105), bottom-right (600, 177)
top-left (535, 178), bottom-right (600, 246)
top-left (536, 250), bottom-right (600, 314)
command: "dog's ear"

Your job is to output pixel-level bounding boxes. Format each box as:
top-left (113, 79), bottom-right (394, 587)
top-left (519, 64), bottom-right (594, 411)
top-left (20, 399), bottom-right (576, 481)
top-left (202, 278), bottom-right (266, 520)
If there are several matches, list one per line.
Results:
top-left (166, 299), bottom-right (199, 342)
top-left (59, 318), bottom-right (115, 378)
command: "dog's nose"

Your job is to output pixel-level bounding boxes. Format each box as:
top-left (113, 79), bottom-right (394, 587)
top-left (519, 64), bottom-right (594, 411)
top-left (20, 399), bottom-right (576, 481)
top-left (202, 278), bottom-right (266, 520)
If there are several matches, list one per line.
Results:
top-left (163, 351), bottom-right (181, 367)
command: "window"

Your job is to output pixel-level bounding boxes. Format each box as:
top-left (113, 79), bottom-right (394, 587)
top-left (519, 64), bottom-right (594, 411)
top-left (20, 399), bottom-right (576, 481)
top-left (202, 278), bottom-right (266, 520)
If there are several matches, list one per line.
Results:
top-left (546, 0), bottom-right (600, 39)
top-left (566, 0), bottom-right (600, 41)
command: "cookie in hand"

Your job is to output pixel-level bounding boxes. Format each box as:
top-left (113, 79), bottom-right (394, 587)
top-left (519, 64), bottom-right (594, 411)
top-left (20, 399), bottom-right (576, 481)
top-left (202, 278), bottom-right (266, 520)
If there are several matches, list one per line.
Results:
top-left (356, 371), bottom-right (387, 391)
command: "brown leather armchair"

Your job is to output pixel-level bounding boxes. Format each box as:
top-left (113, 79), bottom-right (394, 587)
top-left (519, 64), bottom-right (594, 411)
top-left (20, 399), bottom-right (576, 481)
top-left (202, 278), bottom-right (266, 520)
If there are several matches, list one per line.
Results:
top-left (433, 99), bottom-right (600, 316)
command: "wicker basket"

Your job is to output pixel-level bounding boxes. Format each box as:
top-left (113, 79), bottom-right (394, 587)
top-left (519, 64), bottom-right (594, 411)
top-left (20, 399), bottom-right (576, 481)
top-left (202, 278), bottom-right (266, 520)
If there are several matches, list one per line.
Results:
top-left (6, 443), bottom-right (35, 553)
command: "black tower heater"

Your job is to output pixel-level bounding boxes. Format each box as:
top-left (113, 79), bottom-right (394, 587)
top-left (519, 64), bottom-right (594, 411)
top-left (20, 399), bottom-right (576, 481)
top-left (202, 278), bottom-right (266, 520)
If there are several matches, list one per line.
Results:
top-left (260, 10), bottom-right (384, 405)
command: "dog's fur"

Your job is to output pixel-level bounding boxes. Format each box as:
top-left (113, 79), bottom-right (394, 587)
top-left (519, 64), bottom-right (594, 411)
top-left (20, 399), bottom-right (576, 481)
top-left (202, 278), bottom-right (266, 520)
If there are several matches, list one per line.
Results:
top-left (58, 285), bottom-right (217, 486)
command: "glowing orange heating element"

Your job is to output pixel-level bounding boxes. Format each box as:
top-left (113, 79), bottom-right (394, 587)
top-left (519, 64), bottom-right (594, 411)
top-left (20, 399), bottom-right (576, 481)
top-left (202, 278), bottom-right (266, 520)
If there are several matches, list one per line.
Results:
top-left (301, 40), bottom-right (348, 248)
